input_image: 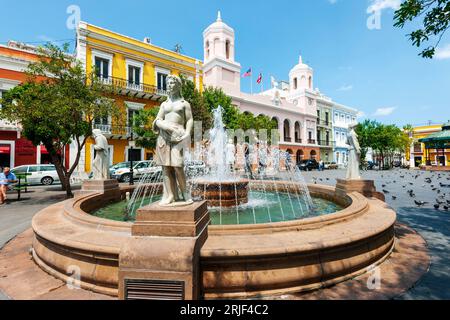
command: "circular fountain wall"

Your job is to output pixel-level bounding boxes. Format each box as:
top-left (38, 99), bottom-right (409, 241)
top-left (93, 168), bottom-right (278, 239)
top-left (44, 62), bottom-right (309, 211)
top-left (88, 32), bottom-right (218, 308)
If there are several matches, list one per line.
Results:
top-left (192, 180), bottom-right (249, 207)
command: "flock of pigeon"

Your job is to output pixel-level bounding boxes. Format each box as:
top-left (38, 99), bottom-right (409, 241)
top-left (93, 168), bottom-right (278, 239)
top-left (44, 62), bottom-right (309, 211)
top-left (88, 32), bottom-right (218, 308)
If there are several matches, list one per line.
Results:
top-left (379, 170), bottom-right (450, 211)
top-left (311, 170), bottom-right (450, 211)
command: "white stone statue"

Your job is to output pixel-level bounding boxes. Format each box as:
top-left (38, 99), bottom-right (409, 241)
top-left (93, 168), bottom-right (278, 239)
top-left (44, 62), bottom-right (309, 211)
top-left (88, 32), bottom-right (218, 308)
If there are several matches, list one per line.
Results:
top-left (153, 75), bottom-right (194, 206)
top-left (92, 129), bottom-right (110, 180)
top-left (346, 124), bottom-right (361, 180)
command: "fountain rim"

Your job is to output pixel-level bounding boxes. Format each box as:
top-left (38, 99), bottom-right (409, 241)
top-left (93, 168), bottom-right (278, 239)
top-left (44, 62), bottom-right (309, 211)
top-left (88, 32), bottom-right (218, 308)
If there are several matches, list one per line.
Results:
top-left (59, 182), bottom-right (367, 235)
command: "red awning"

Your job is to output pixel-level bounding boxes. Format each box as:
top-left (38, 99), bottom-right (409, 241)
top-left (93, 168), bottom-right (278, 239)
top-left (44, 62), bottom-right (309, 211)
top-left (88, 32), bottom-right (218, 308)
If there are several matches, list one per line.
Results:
top-left (40, 145), bottom-right (49, 154)
top-left (0, 145), bottom-right (11, 154)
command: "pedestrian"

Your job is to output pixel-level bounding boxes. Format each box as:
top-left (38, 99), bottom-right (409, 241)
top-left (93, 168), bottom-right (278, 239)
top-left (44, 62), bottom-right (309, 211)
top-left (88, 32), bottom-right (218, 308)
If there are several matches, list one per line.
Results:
top-left (319, 160), bottom-right (324, 171)
top-left (0, 167), bottom-right (18, 205)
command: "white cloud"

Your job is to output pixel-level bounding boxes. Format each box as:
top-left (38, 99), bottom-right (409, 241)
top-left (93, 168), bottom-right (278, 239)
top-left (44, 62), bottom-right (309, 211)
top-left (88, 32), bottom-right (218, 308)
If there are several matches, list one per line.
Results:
top-left (367, 0), bottom-right (401, 13)
top-left (357, 111), bottom-right (366, 118)
top-left (337, 84), bottom-right (353, 91)
top-left (435, 44), bottom-right (450, 60)
top-left (328, 0), bottom-right (338, 4)
top-left (373, 107), bottom-right (396, 116)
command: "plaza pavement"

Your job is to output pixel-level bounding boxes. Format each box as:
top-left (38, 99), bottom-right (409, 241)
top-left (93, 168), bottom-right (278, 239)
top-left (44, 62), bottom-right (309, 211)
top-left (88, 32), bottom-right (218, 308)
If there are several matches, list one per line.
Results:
top-left (1, 169), bottom-right (449, 300)
top-left (301, 168), bottom-right (450, 300)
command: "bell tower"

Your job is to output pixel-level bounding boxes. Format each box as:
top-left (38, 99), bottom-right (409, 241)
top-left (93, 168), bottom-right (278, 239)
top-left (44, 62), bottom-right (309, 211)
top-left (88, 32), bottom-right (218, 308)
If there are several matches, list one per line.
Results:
top-left (203, 11), bottom-right (241, 95)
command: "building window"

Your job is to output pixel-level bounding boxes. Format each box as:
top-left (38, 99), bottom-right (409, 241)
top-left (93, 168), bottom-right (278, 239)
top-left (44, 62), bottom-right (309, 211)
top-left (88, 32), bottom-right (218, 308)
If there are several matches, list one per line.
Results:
top-left (325, 112), bottom-right (329, 125)
top-left (225, 40), bottom-right (231, 59)
top-left (206, 41), bottom-right (210, 59)
top-left (157, 72), bottom-right (168, 91)
top-left (308, 76), bottom-right (312, 89)
top-left (294, 78), bottom-right (298, 90)
top-left (125, 102), bottom-right (145, 128)
top-left (95, 57), bottom-right (109, 79)
top-left (128, 65), bottom-right (141, 85)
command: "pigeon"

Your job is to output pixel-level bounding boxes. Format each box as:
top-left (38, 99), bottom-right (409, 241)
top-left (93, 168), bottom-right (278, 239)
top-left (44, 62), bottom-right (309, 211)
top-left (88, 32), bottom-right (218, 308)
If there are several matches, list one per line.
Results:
top-left (392, 196), bottom-right (397, 200)
top-left (415, 200), bottom-right (428, 207)
top-left (444, 206), bottom-right (449, 211)
top-left (434, 204), bottom-right (440, 210)
top-left (383, 189), bottom-right (390, 194)
top-left (382, 184), bottom-right (386, 188)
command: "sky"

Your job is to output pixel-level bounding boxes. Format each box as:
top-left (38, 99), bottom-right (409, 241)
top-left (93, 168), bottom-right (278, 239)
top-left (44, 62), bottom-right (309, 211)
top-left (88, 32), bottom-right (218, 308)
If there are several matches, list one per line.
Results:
top-left (0, 0), bottom-right (449, 127)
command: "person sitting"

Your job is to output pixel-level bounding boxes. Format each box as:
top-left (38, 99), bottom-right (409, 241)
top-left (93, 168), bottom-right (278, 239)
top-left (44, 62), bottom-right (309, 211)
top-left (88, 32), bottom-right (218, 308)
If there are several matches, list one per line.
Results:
top-left (0, 167), bottom-right (18, 205)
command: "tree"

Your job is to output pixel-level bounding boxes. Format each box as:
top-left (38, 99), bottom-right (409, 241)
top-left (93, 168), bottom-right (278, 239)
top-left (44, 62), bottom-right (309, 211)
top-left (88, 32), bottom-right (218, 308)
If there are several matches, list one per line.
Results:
top-left (180, 75), bottom-right (212, 133)
top-left (132, 107), bottom-right (159, 150)
top-left (203, 86), bottom-right (240, 129)
top-left (394, 0), bottom-right (450, 58)
top-left (0, 43), bottom-right (118, 198)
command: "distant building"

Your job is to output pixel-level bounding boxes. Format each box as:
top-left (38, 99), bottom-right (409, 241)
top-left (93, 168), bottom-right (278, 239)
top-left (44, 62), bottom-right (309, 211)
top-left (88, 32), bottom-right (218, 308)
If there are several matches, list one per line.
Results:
top-left (202, 12), bottom-right (359, 165)
top-left (409, 122), bottom-right (450, 168)
top-left (0, 41), bottom-right (66, 169)
top-left (332, 103), bottom-right (358, 167)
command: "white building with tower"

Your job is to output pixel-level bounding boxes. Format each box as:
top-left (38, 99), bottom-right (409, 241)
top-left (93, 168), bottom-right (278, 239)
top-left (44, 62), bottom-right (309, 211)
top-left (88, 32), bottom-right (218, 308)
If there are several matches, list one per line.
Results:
top-left (202, 12), bottom-right (360, 164)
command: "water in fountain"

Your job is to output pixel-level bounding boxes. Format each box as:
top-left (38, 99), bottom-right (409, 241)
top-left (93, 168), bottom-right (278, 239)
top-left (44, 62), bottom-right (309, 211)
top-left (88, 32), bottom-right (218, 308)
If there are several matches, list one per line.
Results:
top-left (110, 106), bottom-right (328, 226)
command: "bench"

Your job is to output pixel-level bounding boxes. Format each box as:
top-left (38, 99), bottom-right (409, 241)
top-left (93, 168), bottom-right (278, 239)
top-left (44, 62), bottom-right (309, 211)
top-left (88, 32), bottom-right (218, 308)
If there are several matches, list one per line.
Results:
top-left (12, 173), bottom-right (31, 201)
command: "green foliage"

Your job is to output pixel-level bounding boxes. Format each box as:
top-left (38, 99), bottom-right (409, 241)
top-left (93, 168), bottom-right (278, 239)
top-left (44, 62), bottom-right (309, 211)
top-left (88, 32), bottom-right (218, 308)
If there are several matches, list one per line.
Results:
top-left (0, 43), bottom-right (119, 197)
top-left (180, 75), bottom-right (212, 132)
top-left (356, 120), bottom-right (410, 169)
top-left (394, 0), bottom-right (450, 58)
top-left (203, 86), bottom-right (240, 129)
top-left (132, 107), bottom-right (159, 150)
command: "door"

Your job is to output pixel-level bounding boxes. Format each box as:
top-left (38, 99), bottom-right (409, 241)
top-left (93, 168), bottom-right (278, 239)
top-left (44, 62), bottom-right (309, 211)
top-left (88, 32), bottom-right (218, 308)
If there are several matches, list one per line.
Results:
top-left (0, 144), bottom-right (11, 168)
top-left (128, 148), bottom-right (142, 162)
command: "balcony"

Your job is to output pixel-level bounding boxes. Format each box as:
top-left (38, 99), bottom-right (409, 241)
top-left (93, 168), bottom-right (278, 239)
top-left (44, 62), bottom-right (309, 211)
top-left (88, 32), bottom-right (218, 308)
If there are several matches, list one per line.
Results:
top-left (295, 138), bottom-right (302, 143)
top-left (94, 124), bottom-right (132, 139)
top-left (318, 140), bottom-right (335, 148)
top-left (317, 119), bottom-right (331, 127)
top-left (98, 76), bottom-right (168, 100)
top-left (284, 137), bottom-right (292, 143)
top-left (308, 139), bottom-right (316, 144)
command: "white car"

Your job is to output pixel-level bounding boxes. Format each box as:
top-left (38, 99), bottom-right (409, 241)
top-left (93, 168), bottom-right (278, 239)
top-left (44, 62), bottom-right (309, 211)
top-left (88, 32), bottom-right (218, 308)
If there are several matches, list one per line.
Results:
top-left (111, 161), bottom-right (162, 183)
top-left (11, 164), bottom-right (60, 186)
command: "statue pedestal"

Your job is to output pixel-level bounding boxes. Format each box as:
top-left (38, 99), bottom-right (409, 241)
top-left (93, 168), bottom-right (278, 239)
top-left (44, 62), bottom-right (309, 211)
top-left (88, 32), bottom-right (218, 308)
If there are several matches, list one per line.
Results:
top-left (77, 179), bottom-right (121, 201)
top-left (336, 179), bottom-right (385, 202)
top-left (118, 201), bottom-right (210, 300)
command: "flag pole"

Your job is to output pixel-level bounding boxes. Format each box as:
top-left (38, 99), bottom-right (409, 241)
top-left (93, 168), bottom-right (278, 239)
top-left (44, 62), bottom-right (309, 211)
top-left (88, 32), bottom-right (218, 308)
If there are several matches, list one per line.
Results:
top-left (250, 70), bottom-right (253, 95)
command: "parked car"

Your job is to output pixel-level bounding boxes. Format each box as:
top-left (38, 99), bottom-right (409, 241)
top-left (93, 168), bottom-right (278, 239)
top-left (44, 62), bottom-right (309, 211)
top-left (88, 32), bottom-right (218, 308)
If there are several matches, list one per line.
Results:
top-left (185, 160), bottom-right (206, 177)
top-left (11, 164), bottom-right (60, 186)
top-left (297, 159), bottom-right (320, 171)
top-left (366, 161), bottom-right (379, 170)
top-left (110, 161), bottom-right (162, 183)
top-left (324, 162), bottom-right (339, 170)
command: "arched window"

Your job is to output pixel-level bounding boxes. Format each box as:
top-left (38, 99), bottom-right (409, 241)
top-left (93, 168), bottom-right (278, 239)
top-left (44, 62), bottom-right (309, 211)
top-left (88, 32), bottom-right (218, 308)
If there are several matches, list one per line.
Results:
top-left (295, 122), bottom-right (301, 143)
top-left (308, 76), bottom-right (312, 89)
top-left (214, 38), bottom-right (220, 55)
top-left (284, 120), bottom-right (291, 142)
top-left (310, 150), bottom-right (317, 160)
top-left (296, 150), bottom-right (304, 164)
top-left (293, 78), bottom-right (298, 90)
top-left (206, 41), bottom-right (210, 59)
top-left (301, 75), bottom-right (306, 87)
top-left (225, 40), bottom-right (231, 59)
top-left (336, 152), bottom-right (340, 164)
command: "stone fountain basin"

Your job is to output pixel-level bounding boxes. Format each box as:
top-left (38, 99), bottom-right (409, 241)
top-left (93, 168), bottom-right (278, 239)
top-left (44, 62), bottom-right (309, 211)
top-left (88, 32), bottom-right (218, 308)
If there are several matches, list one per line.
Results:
top-left (31, 182), bottom-right (396, 299)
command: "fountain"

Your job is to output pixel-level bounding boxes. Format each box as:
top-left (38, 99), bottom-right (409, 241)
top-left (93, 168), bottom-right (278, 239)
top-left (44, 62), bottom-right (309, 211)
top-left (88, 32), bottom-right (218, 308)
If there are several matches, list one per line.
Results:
top-left (116, 106), bottom-right (322, 226)
top-left (26, 103), bottom-right (397, 300)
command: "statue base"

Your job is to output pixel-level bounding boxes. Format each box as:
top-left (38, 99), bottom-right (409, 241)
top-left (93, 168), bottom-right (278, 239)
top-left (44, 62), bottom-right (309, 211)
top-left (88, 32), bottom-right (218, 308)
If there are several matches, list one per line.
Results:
top-left (119, 201), bottom-right (210, 300)
top-left (335, 179), bottom-right (385, 202)
top-left (76, 179), bottom-right (121, 202)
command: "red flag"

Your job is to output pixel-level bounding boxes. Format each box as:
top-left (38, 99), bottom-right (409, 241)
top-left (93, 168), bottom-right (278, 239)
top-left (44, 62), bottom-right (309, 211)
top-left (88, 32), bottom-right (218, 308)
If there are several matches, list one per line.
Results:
top-left (256, 73), bottom-right (262, 84)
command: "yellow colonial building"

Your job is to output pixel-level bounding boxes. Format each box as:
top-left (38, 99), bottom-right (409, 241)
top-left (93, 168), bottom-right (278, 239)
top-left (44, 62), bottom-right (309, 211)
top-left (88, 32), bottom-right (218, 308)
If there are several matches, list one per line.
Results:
top-left (408, 123), bottom-right (450, 168)
top-left (72, 22), bottom-right (203, 174)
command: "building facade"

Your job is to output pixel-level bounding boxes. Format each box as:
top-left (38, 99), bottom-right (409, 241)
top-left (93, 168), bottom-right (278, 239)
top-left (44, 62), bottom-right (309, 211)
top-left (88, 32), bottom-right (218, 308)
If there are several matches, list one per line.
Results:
top-left (332, 103), bottom-right (358, 167)
top-left (316, 94), bottom-right (334, 162)
top-left (0, 41), bottom-right (66, 169)
top-left (74, 22), bottom-right (203, 174)
top-left (408, 123), bottom-right (450, 168)
top-left (202, 13), bottom-right (359, 164)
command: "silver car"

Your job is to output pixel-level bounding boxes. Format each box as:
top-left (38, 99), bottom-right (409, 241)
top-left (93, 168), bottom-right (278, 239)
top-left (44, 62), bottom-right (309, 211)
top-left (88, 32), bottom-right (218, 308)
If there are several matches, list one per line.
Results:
top-left (111, 161), bottom-right (162, 183)
top-left (11, 164), bottom-right (60, 185)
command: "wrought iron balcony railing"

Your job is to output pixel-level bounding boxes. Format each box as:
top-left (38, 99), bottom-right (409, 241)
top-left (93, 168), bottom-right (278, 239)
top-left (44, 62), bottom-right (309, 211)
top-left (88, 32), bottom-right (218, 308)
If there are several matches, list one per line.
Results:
top-left (318, 140), bottom-right (335, 147)
top-left (308, 139), bottom-right (316, 144)
top-left (97, 76), bottom-right (168, 100)
top-left (284, 137), bottom-right (292, 142)
top-left (94, 123), bottom-right (132, 138)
